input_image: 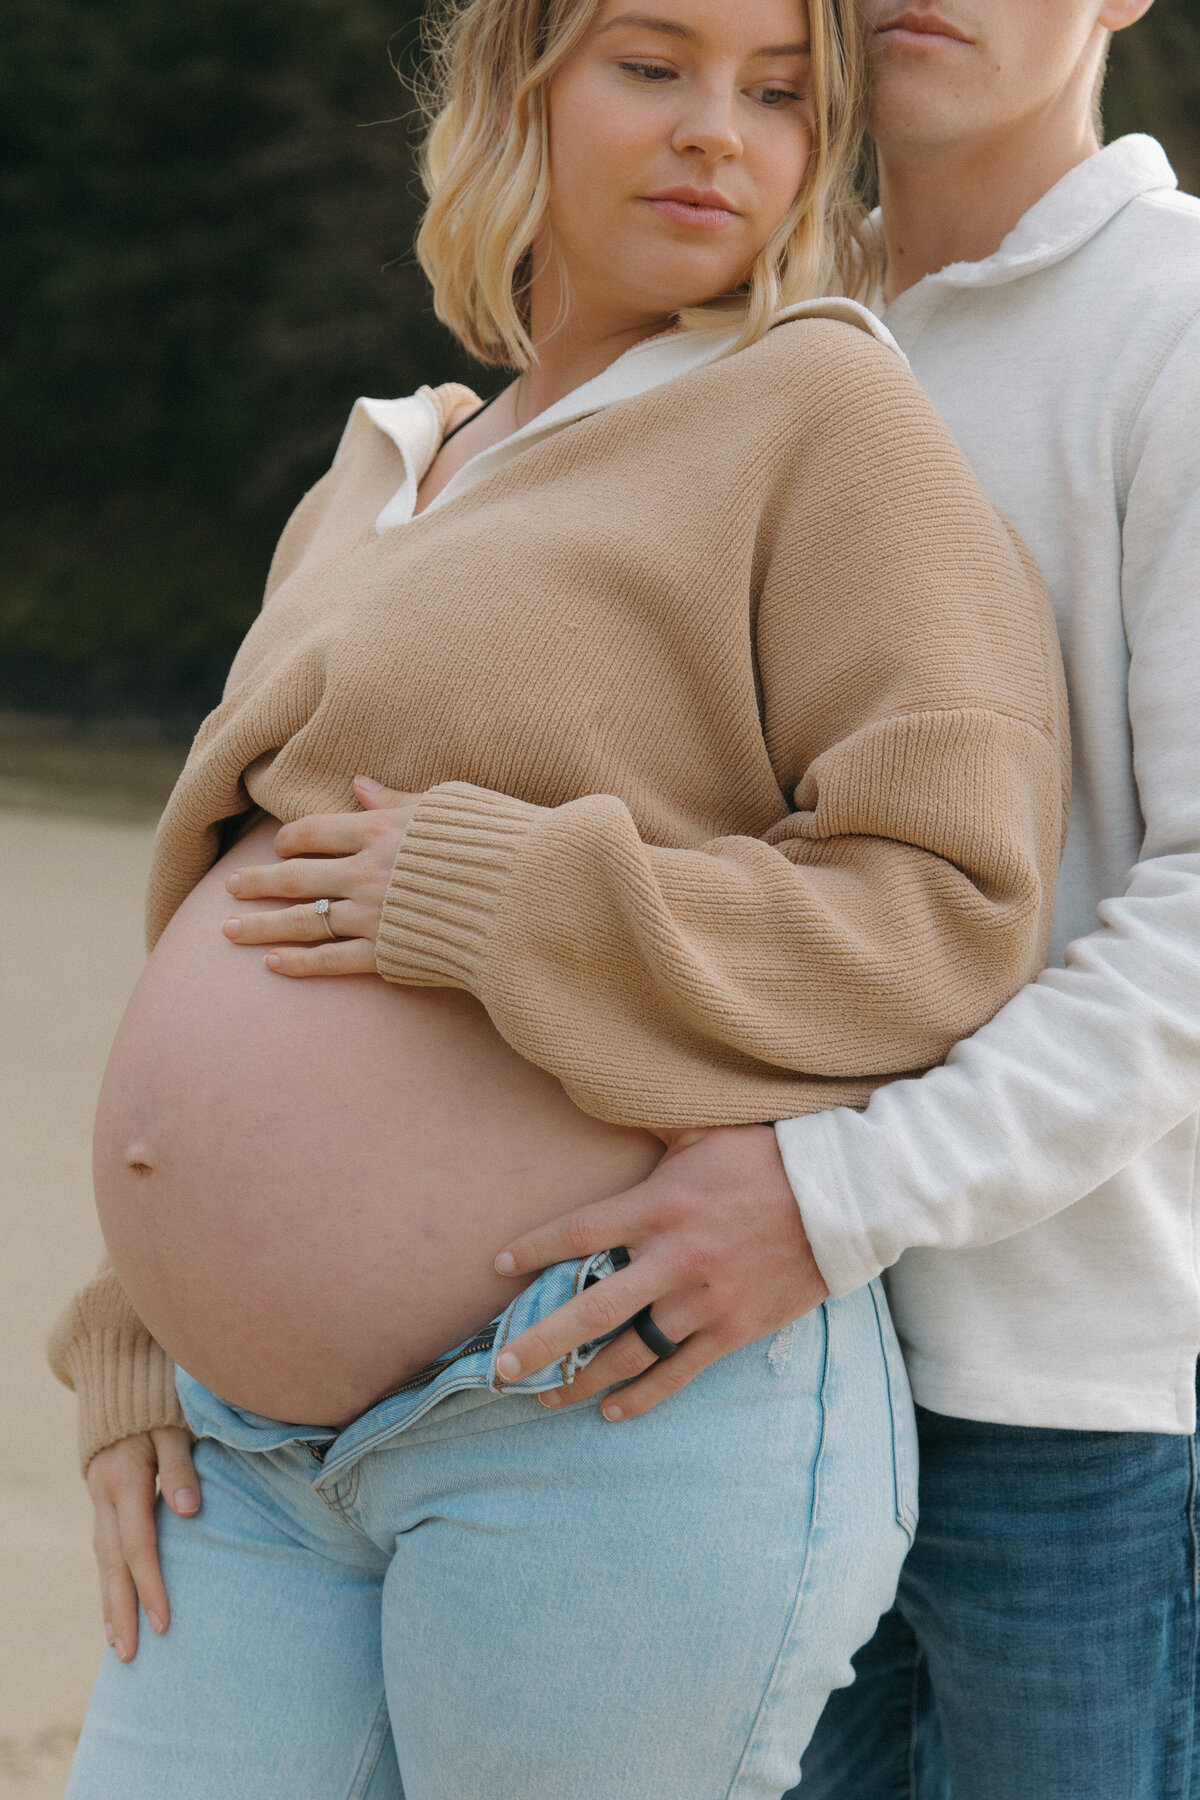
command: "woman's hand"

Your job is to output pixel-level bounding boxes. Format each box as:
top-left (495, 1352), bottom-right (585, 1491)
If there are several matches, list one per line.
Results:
top-left (221, 777), bottom-right (424, 977)
top-left (490, 1124), bottom-right (830, 1420)
top-left (86, 1427), bottom-right (201, 1663)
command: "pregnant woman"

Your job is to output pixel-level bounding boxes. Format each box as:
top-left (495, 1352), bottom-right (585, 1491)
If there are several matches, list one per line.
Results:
top-left (53, 0), bottom-right (1069, 1794)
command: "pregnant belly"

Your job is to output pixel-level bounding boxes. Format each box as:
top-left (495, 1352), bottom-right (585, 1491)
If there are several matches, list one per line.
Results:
top-left (94, 817), bottom-right (661, 1425)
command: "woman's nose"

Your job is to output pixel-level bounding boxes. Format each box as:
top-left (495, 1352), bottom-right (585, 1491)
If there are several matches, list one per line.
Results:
top-left (670, 87), bottom-right (744, 162)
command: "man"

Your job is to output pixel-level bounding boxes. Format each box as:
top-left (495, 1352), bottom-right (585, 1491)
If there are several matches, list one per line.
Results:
top-left (495, 1), bottom-right (1200, 1791)
top-left (790, 1), bottom-right (1200, 1793)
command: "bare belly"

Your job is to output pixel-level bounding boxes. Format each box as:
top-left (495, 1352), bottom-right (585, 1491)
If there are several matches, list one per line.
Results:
top-left (94, 817), bottom-right (661, 1425)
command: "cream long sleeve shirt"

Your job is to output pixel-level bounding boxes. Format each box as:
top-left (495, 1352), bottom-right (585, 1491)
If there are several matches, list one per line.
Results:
top-left (779, 137), bottom-right (1200, 1432)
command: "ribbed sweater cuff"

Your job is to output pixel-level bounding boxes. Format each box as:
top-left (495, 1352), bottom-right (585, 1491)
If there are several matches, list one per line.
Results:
top-left (59, 1329), bottom-right (187, 1474)
top-left (376, 782), bottom-right (549, 989)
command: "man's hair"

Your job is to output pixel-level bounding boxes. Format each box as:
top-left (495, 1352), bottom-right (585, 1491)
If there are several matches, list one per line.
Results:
top-left (414, 0), bottom-right (869, 367)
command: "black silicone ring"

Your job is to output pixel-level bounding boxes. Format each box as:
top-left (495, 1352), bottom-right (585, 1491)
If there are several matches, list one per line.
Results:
top-left (631, 1306), bottom-right (680, 1361)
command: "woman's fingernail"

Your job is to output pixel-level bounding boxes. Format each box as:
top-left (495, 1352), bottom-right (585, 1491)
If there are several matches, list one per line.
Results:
top-left (173, 1488), bottom-right (200, 1514)
top-left (495, 1352), bottom-right (521, 1381)
top-left (355, 775), bottom-right (383, 792)
top-left (494, 1252), bottom-right (516, 1275)
top-left (225, 873), bottom-right (241, 895)
top-left (602, 1403), bottom-right (624, 1422)
top-left (114, 1638), bottom-right (128, 1662)
top-left (222, 917), bottom-right (242, 939)
top-left (265, 954), bottom-right (281, 971)
top-left (538, 1391), bottom-right (562, 1409)
top-left (104, 1620), bottom-right (114, 1645)
top-left (147, 1610), bottom-right (166, 1635)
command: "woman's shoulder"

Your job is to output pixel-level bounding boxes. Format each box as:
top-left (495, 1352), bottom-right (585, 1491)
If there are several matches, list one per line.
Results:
top-left (726, 300), bottom-right (918, 412)
top-left (666, 303), bottom-right (943, 485)
top-left (703, 302), bottom-right (985, 497)
top-left (261, 381), bottom-right (482, 602)
top-left (769, 296), bottom-right (903, 359)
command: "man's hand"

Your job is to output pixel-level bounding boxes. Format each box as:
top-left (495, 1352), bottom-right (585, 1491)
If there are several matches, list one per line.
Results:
top-left (492, 1124), bottom-right (830, 1420)
top-left (221, 776), bottom-right (423, 977)
top-left (86, 1427), bottom-right (201, 1663)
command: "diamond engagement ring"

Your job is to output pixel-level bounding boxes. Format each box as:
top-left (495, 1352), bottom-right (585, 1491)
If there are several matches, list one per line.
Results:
top-left (314, 898), bottom-right (337, 940)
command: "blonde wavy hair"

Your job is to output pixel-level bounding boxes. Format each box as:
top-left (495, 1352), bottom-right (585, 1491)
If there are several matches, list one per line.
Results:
top-left (414, 0), bottom-right (869, 367)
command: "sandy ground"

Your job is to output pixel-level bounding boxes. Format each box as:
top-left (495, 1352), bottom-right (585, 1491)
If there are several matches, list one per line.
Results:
top-left (0, 809), bottom-right (158, 1799)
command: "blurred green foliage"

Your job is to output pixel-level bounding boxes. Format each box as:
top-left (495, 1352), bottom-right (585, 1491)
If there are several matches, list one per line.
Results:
top-left (1, 0), bottom-right (1197, 725)
top-left (1106, 0), bottom-right (1200, 191)
top-left (0, 0), bottom-right (480, 722)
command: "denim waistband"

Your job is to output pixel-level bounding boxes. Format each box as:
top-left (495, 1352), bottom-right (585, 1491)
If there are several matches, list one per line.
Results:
top-left (176, 1249), bottom-right (624, 1480)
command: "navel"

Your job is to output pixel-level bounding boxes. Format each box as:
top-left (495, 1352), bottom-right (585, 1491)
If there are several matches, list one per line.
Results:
top-left (124, 1142), bottom-right (157, 1177)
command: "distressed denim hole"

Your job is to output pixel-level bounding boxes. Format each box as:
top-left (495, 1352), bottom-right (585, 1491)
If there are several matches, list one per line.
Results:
top-left (769, 1322), bottom-right (797, 1372)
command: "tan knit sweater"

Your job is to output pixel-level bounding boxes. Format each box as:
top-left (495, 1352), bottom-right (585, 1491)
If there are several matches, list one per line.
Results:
top-left (50, 316), bottom-right (1069, 1465)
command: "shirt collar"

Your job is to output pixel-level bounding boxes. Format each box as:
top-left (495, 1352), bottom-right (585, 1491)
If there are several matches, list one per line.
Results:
top-left (347, 296), bottom-right (900, 532)
top-left (881, 135), bottom-right (1176, 325)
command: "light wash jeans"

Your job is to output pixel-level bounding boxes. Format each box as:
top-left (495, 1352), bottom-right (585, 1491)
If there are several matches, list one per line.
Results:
top-left (66, 1257), bottom-right (916, 1800)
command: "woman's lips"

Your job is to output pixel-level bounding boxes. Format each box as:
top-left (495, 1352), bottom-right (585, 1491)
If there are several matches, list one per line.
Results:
top-left (644, 190), bottom-right (739, 230)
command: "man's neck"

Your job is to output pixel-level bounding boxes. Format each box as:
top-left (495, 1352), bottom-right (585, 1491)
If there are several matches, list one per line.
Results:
top-left (876, 112), bottom-right (1100, 304)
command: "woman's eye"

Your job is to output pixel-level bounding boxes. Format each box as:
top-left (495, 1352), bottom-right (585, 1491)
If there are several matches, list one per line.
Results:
top-left (750, 85), bottom-right (804, 108)
top-left (618, 60), bottom-right (677, 82)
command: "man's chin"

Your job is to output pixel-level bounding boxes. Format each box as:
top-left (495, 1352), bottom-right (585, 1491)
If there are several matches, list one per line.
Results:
top-left (867, 71), bottom-right (984, 153)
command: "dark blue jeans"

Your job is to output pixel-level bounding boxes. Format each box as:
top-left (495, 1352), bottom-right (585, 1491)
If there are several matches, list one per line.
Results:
top-left (793, 1388), bottom-right (1200, 1799)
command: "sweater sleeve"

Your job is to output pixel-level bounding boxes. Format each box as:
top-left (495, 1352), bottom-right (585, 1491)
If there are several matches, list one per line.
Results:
top-left (47, 1257), bottom-right (185, 1473)
top-left (376, 361), bottom-right (1068, 1131)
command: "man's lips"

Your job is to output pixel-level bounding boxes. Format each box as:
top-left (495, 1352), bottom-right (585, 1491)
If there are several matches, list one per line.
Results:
top-left (875, 10), bottom-right (972, 47)
top-left (644, 188), bottom-right (739, 230)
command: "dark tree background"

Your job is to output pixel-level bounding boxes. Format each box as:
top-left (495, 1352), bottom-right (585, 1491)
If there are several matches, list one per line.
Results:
top-left (1, 0), bottom-right (1198, 726)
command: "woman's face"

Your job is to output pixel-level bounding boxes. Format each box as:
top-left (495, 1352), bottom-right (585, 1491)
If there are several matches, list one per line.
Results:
top-left (541, 0), bottom-right (815, 336)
